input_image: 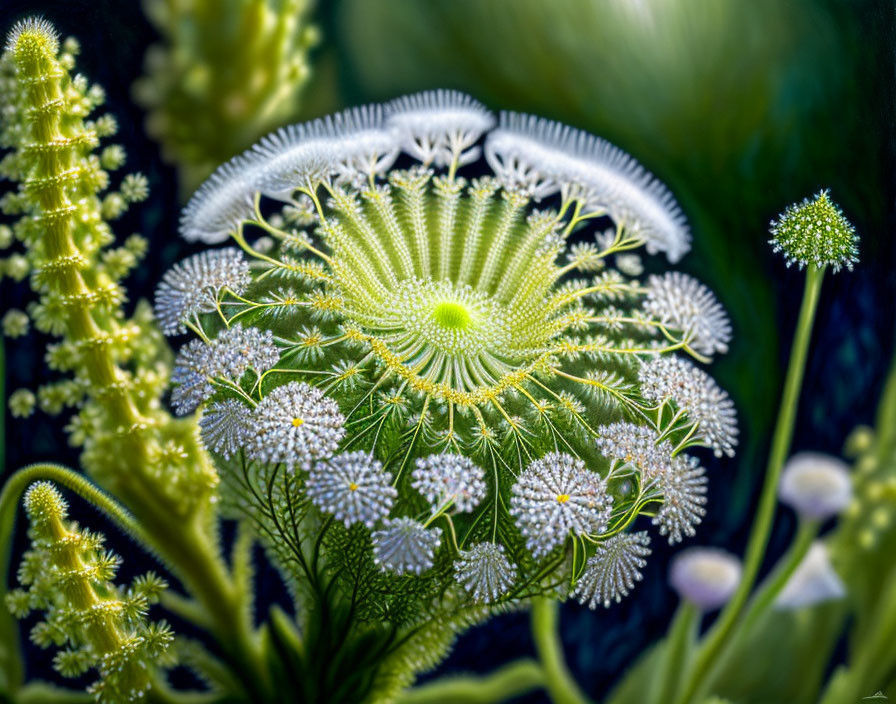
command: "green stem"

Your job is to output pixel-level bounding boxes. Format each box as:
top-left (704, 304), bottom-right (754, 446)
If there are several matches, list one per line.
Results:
top-left (739, 519), bottom-right (817, 634)
top-left (396, 659), bottom-right (546, 704)
top-left (531, 597), bottom-right (590, 704)
top-left (700, 520), bottom-right (818, 694)
top-left (1, 338), bottom-right (5, 473)
top-left (674, 264), bottom-right (825, 704)
top-left (651, 603), bottom-right (698, 704)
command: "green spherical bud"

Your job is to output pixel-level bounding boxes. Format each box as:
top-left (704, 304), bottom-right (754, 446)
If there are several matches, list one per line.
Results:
top-left (4, 253), bottom-right (29, 281)
top-left (101, 192), bottom-right (127, 220)
top-left (23, 481), bottom-right (68, 525)
top-left (2, 308), bottom-right (29, 337)
top-left (100, 144), bottom-right (126, 170)
top-left (121, 173), bottom-right (150, 203)
top-left (769, 190), bottom-right (859, 273)
top-left (0, 224), bottom-right (13, 249)
top-left (8, 388), bottom-right (36, 418)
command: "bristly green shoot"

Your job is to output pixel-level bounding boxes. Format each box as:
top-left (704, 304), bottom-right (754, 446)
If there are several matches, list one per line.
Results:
top-left (769, 190), bottom-right (859, 272)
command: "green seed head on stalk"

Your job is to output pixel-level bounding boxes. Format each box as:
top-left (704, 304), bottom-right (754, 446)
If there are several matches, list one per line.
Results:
top-left (0, 18), bottom-right (217, 515)
top-left (159, 87), bottom-right (739, 660)
top-left (6, 482), bottom-right (172, 702)
top-left (769, 190), bottom-right (859, 272)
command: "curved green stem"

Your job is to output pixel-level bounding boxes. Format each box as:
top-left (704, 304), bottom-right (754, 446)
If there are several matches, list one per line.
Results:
top-left (740, 519), bottom-right (818, 633)
top-left (699, 520), bottom-right (818, 694)
top-left (651, 602), bottom-right (698, 704)
top-left (675, 264), bottom-right (825, 704)
top-left (531, 597), bottom-right (590, 704)
top-left (396, 659), bottom-right (546, 704)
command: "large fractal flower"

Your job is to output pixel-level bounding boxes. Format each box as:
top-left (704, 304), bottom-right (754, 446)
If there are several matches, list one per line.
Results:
top-left (157, 89), bottom-right (738, 696)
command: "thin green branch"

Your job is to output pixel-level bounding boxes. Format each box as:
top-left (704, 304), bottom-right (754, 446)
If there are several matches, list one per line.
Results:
top-left (396, 659), bottom-right (545, 704)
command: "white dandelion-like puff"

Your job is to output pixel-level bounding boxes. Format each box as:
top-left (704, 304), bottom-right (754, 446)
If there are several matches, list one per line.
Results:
top-left (669, 547), bottom-right (741, 611)
top-left (485, 111), bottom-right (691, 262)
top-left (245, 382), bottom-right (345, 469)
top-left (510, 452), bottom-right (612, 558)
top-left (775, 542), bottom-right (846, 610)
top-left (454, 542), bottom-right (517, 603)
top-left (411, 453), bottom-right (487, 514)
top-left (372, 518), bottom-right (442, 575)
top-left (199, 399), bottom-right (251, 459)
top-left (778, 452), bottom-right (852, 520)
top-left (572, 531), bottom-right (652, 609)
top-left (643, 272), bottom-right (732, 357)
top-left (154, 248), bottom-right (250, 335)
top-left (306, 452), bottom-right (397, 528)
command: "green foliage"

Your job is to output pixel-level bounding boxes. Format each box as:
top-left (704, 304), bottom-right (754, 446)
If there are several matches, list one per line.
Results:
top-left (134, 0), bottom-right (318, 194)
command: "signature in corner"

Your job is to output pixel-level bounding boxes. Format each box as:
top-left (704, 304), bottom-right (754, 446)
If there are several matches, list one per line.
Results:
top-left (862, 692), bottom-right (888, 701)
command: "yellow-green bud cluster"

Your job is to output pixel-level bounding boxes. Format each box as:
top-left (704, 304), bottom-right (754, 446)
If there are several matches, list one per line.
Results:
top-left (0, 18), bottom-right (217, 523)
top-left (6, 482), bottom-right (173, 703)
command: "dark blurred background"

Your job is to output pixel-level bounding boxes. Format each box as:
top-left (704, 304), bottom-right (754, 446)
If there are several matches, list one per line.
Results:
top-left (2, 0), bottom-right (895, 701)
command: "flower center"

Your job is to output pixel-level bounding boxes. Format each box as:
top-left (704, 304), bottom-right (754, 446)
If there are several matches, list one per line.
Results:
top-left (348, 482), bottom-right (359, 491)
top-left (432, 301), bottom-right (472, 330)
top-left (556, 494), bottom-right (570, 504)
top-left (292, 417), bottom-right (304, 427)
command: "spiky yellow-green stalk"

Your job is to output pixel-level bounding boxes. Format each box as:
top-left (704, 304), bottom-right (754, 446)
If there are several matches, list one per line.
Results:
top-left (0, 19), bottom-right (265, 696)
top-left (7, 482), bottom-right (172, 702)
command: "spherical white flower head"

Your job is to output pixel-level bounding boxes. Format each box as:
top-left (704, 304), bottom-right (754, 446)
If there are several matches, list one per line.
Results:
top-left (669, 547), bottom-right (741, 610)
top-left (510, 452), bottom-right (612, 558)
top-left (775, 542), bottom-right (845, 610)
top-left (180, 154), bottom-right (260, 243)
top-left (306, 451), bottom-right (397, 528)
top-left (372, 517), bottom-right (442, 575)
top-left (454, 541), bottom-right (517, 603)
top-left (769, 190), bottom-right (859, 273)
top-left (639, 355), bottom-right (738, 458)
top-left (411, 453), bottom-right (487, 514)
top-left (596, 422), bottom-right (671, 481)
top-left (653, 454), bottom-right (707, 544)
top-left (386, 90), bottom-right (494, 168)
top-left (778, 452), bottom-right (852, 520)
top-left (154, 248), bottom-right (250, 335)
top-left (171, 324), bottom-right (280, 414)
top-left (572, 531), bottom-right (652, 609)
top-left (171, 340), bottom-right (215, 415)
top-left (643, 272), bottom-right (731, 357)
top-left (252, 104), bottom-right (400, 199)
top-left (200, 399), bottom-right (251, 459)
top-left (212, 323), bottom-right (280, 378)
top-left (484, 111), bottom-right (691, 262)
top-left (245, 382), bottom-right (345, 470)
